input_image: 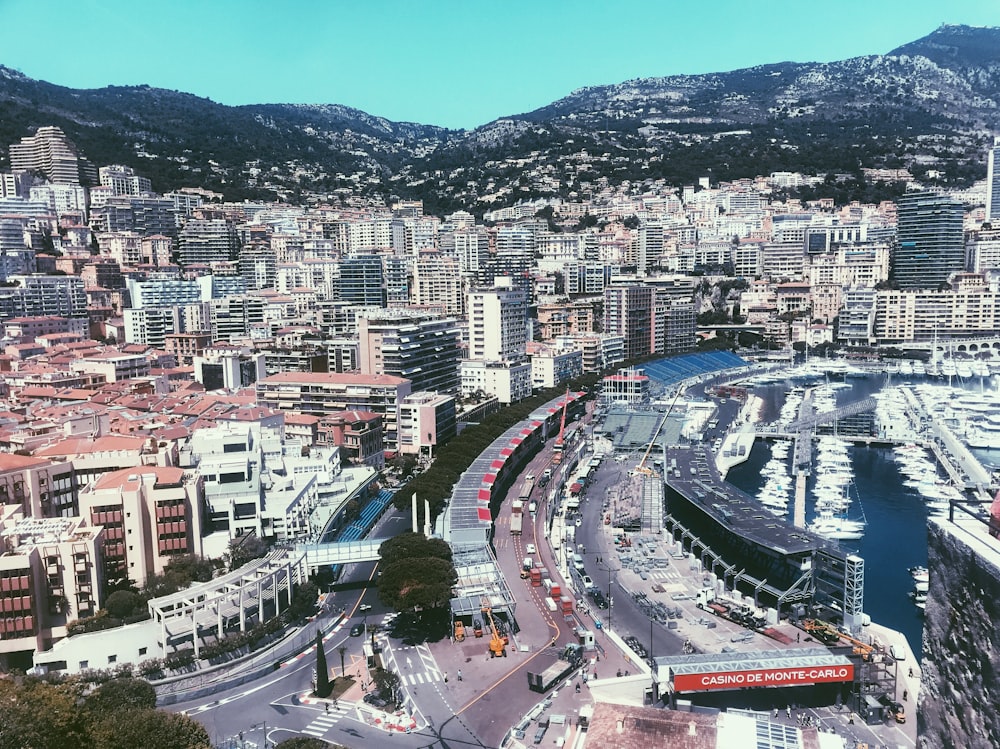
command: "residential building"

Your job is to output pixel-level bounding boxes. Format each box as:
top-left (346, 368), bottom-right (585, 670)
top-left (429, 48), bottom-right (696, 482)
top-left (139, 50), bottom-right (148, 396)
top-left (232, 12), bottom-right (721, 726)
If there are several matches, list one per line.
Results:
top-left (319, 411), bottom-right (384, 469)
top-left (358, 311), bottom-right (461, 395)
top-left (256, 372), bottom-right (411, 451)
top-left (338, 254), bottom-right (385, 307)
top-left (0, 454), bottom-right (77, 518)
top-left (530, 347), bottom-right (584, 389)
top-left (536, 301), bottom-right (596, 339)
top-left (892, 191), bottom-right (965, 290)
top-left (398, 392), bottom-right (457, 457)
top-left (987, 139), bottom-right (1000, 223)
top-left (0, 509), bottom-right (103, 657)
top-left (8, 126), bottom-right (97, 185)
top-left (77, 466), bottom-right (203, 588)
top-left (194, 350), bottom-right (266, 390)
top-left (604, 285), bottom-right (654, 361)
top-left (467, 281), bottom-right (528, 363)
top-left (177, 218), bottom-right (240, 266)
top-left (460, 359), bottom-right (532, 404)
top-left (412, 253), bottom-right (465, 317)
top-left (98, 165), bottom-right (152, 196)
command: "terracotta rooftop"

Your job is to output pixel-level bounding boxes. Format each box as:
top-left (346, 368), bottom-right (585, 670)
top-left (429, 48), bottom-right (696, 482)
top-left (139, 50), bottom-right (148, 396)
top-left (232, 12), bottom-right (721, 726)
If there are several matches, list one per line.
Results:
top-left (586, 703), bottom-right (717, 749)
top-left (93, 465), bottom-right (185, 491)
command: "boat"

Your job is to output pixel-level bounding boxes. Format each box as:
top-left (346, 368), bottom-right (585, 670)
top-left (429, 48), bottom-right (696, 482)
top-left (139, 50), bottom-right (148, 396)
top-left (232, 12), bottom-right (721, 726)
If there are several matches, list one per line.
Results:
top-left (909, 566), bottom-right (929, 583)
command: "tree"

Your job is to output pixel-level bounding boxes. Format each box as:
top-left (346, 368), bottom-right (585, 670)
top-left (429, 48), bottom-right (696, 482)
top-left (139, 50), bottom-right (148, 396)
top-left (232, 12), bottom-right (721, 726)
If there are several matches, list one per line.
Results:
top-left (314, 630), bottom-right (331, 698)
top-left (377, 556), bottom-right (458, 611)
top-left (83, 677), bottom-right (157, 716)
top-left (224, 533), bottom-right (269, 571)
top-left (274, 739), bottom-right (330, 749)
top-left (88, 708), bottom-right (210, 749)
top-left (378, 532), bottom-right (452, 567)
top-left (371, 668), bottom-right (402, 703)
top-left (104, 590), bottom-right (142, 620)
top-left (287, 580), bottom-right (320, 621)
top-left (0, 678), bottom-right (87, 749)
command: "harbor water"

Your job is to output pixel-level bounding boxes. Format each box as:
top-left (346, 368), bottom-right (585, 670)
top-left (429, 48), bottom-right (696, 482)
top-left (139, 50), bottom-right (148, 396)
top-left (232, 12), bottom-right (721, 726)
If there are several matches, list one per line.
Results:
top-left (726, 376), bottom-right (933, 660)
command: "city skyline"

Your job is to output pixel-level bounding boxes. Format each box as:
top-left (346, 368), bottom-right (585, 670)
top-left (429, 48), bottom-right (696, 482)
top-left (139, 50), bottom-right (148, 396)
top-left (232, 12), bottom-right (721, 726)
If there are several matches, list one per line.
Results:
top-left (1, 0), bottom-right (997, 130)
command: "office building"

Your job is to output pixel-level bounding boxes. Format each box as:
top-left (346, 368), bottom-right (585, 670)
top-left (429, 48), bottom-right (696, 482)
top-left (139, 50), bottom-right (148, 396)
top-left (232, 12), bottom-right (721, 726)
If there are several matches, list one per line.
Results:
top-left (892, 192), bottom-right (965, 290)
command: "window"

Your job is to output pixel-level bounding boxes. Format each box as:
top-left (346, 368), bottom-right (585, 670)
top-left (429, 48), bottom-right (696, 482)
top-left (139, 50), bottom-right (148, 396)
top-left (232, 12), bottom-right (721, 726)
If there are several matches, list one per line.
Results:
top-left (79, 660), bottom-right (88, 669)
top-left (139, 647), bottom-right (147, 656)
top-left (108, 655), bottom-right (117, 664)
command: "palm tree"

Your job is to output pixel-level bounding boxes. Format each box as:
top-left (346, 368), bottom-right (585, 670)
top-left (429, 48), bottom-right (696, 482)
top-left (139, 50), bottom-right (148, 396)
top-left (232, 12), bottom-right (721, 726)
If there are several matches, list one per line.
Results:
top-left (338, 645), bottom-right (348, 679)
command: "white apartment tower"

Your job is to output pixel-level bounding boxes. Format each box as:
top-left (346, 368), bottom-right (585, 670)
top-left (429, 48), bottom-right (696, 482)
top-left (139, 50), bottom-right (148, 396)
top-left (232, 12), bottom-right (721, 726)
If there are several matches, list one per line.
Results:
top-left (987, 139), bottom-right (1000, 223)
top-left (467, 281), bottom-right (527, 363)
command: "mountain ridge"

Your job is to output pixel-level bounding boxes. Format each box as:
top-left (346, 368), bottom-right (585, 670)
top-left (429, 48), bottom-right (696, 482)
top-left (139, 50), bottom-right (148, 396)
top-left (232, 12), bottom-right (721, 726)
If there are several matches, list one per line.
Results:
top-left (1, 24), bottom-right (998, 212)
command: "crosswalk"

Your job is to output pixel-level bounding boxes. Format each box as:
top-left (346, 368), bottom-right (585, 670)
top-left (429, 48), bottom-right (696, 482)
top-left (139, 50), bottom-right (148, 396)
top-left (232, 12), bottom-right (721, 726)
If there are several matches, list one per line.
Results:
top-left (645, 568), bottom-right (681, 581)
top-left (302, 704), bottom-right (351, 737)
top-left (379, 636), bottom-right (444, 689)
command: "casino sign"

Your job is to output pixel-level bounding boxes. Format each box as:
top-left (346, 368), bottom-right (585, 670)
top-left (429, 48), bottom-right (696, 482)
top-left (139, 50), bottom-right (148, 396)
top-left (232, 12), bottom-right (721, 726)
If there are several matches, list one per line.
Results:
top-left (655, 648), bottom-right (856, 694)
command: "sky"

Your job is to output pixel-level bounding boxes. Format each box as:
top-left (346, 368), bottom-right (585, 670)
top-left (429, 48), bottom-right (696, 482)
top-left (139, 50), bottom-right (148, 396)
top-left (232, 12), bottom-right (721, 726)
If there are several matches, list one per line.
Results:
top-left (2, 0), bottom-right (998, 130)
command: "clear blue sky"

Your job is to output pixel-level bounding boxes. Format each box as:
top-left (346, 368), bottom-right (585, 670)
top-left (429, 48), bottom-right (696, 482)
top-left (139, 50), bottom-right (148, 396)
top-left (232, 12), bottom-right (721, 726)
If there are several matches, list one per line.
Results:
top-left (3, 0), bottom-right (998, 129)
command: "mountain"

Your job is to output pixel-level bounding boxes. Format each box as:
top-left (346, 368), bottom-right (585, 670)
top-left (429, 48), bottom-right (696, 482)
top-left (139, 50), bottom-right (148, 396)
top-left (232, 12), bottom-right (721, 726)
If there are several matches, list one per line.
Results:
top-left (1, 24), bottom-right (998, 213)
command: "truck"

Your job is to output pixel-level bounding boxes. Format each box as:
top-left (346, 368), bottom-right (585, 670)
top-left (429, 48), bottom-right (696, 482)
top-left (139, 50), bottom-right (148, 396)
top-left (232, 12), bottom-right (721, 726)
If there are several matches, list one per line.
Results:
top-left (510, 500), bottom-right (523, 536)
top-left (878, 693), bottom-right (906, 723)
top-left (696, 588), bottom-right (730, 617)
top-left (527, 643), bottom-right (584, 693)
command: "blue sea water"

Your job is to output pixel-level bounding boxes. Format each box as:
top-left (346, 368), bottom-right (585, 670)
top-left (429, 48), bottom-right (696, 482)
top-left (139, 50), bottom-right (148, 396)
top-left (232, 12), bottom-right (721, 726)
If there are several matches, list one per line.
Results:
top-left (726, 376), bottom-right (931, 660)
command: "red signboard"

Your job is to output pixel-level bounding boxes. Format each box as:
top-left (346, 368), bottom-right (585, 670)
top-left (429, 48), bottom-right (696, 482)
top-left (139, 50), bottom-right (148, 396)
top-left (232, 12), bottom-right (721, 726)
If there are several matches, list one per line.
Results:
top-left (673, 663), bottom-right (854, 692)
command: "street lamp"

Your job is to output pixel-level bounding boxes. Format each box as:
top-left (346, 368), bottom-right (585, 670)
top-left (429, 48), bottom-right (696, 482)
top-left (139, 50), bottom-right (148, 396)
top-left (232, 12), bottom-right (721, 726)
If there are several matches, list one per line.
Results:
top-left (596, 559), bottom-right (617, 632)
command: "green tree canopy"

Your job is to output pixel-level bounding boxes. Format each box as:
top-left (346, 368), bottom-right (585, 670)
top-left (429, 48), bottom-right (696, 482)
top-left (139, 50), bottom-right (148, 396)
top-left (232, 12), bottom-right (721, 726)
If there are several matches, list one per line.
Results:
top-left (225, 533), bottom-right (269, 571)
top-left (83, 677), bottom-right (157, 716)
top-left (378, 532), bottom-right (453, 568)
top-left (88, 708), bottom-right (210, 749)
top-left (104, 590), bottom-right (142, 620)
top-left (377, 556), bottom-right (457, 611)
top-left (370, 668), bottom-right (402, 703)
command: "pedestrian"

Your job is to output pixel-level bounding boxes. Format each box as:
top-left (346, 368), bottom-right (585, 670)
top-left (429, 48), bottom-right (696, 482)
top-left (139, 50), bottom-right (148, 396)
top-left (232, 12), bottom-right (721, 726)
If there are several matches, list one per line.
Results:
top-left (908, 667), bottom-right (914, 678)
top-left (796, 633), bottom-right (800, 643)
top-left (849, 714), bottom-right (854, 725)
top-left (457, 669), bottom-right (463, 681)
top-left (444, 673), bottom-right (448, 683)
top-left (902, 689), bottom-right (907, 701)
top-left (325, 703), bottom-right (329, 713)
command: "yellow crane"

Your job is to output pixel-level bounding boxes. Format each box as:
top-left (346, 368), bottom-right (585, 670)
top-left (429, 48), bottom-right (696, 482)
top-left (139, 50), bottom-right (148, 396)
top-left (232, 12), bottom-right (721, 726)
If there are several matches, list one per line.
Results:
top-left (482, 606), bottom-right (507, 658)
top-left (637, 387), bottom-right (683, 476)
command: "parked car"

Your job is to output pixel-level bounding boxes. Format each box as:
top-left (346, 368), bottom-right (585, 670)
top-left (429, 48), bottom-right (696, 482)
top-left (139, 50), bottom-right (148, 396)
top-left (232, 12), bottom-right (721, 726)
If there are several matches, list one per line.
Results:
top-left (350, 623), bottom-right (364, 637)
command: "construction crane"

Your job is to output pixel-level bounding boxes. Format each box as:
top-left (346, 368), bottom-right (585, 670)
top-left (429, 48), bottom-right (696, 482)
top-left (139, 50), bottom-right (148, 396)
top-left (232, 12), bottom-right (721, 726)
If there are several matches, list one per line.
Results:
top-left (482, 606), bottom-right (507, 658)
top-left (551, 388), bottom-right (571, 464)
top-left (637, 387), bottom-right (683, 476)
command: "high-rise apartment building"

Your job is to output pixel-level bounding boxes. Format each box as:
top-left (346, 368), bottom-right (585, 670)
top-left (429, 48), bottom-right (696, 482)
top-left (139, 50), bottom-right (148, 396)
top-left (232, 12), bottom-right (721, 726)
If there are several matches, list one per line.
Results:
top-left (98, 165), bottom-right (152, 196)
top-left (8, 126), bottom-right (97, 185)
top-left (177, 218), bottom-right (240, 266)
top-left (359, 311), bottom-right (461, 394)
top-left (987, 140), bottom-right (1000, 223)
top-left (338, 255), bottom-right (386, 307)
top-left (467, 282), bottom-right (527, 363)
top-left (413, 253), bottom-right (465, 317)
top-left (892, 191), bottom-right (965, 290)
top-left (604, 285), bottom-right (654, 361)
